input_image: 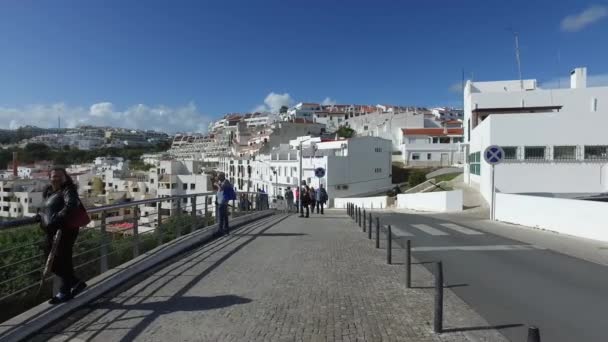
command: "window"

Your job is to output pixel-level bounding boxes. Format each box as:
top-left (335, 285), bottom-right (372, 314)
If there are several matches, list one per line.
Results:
top-left (427, 153), bottom-right (432, 160)
top-left (553, 146), bottom-right (576, 161)
top-left (584, 145), bottom-right (608, 160)
top-left (132, 188), bottom-right (139, 192)
top-left (190, 183), bottom-right (195, 190)
top-left (439, 137), bottom-right (450, 144)
top-left (468, 152), bottom-right (481, 175)
top-left (498, 147), bottom-right (516, 160)
top-left (150, 179), bottom-right (154, 184)
top-left (182, 198), bottom-right (187, 203)
top-left (524, 146), bottom-right (546, 161)
top-left (412, 153), bottom-right (420, 160)
top-left (374, 147), bottom-right (383, 152)
top-left (364, 125), bottom-right (368, 130)
top-left (374, 168), bottom-right (382, 173)
top-left (432, 137), bottom-right (439, 144)
top-left (183, 184), bottom-right (188, 190)
top-left (453, 137), bottom-right (464, 143)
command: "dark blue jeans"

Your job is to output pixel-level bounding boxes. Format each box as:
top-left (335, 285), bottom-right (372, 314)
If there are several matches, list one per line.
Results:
top-left (218, 203), bottom-right (229, 234)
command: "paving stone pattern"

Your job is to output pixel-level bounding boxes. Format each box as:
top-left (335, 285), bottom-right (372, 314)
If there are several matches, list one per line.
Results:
top-left (36, 211), bottom-right (506, 342)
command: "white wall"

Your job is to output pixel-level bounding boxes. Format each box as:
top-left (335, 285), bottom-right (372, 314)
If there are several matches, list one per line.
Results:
top-left (396, 190), bottom-right (463, 212)
top-left (468, 112), bottom-right (608, 202)
top-left (495, 193), bottom-right (608, 242)
top-left (334, 196), bottom-right (388, 209)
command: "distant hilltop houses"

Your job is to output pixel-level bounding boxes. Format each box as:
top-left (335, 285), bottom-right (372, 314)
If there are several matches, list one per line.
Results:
top-left (0, 101), bottom-right (463, 220)
top-left (0, 125), bottom-right (170, 150)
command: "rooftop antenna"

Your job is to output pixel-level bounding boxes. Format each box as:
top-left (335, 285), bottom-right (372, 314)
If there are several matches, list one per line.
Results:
top-left (509, 28), bottom-right (524, 90)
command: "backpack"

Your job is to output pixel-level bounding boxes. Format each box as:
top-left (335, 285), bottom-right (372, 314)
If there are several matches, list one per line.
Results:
top-left (223, 183), bottom-right (236, 201)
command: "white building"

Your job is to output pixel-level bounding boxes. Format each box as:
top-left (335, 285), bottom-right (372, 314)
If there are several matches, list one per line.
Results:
top-left (221, 136), bottom-right (393, 205)
top-left (400, 125), bottom-right (465, 166)
top-left (312, 111), bottom-right (346, 132)
top-left (0, 180), bottom-right (47, 218)
top-left (464, 67), bottom-right (608, 202)
top-left (93, 157), bottom-right (129, 175)
top-left (283, 103), bottom-right (321, 121)
top-left (431, 107), bottom-right (464, 121)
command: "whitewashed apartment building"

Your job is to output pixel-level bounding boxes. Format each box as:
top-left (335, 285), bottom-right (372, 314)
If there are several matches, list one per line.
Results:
top-left (464, 67), bottom-right (608, 202)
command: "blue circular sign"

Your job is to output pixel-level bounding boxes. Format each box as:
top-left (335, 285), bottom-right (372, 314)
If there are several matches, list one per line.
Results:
top-left (314, 167), bottom-right (326, 178)
top-left (483, 145), bottom-right (505, 165)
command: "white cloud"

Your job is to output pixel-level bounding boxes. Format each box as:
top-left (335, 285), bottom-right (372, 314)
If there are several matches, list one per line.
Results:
top-left (253, 92), bottom-right (293, 113)
top-left (321, 97), bottom-right (336, 106)
top-left (540, 73), bottom-right (608, 89)
top-left (561, 5), bottom-right (608, 32)
top-left (0, 102), bottom-right (211, 134)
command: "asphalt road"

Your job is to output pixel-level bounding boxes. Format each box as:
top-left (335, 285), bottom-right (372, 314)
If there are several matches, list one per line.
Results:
top-left (375, 212), bottom-right (608, 342)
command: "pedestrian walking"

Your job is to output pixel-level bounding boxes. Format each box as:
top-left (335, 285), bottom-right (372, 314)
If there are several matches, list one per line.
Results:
top-left (216, 172), bottom-right (235, 236)
top-left (285, 187), bottom-right (294, 212)
top-left (295, 187), bottom-right (300, 211)
top-left (316, 184), bottom-right (328, 214)
top-left (38, 167), bottom-right (90, 304)
top-left (309, 186), bottom-right (316, 215)
top-left (299, 185), bottom-right (310, 218)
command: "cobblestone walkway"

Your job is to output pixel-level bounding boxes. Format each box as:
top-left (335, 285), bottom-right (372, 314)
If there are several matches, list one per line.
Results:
top-left (36, 212), bottom-right (506, 342)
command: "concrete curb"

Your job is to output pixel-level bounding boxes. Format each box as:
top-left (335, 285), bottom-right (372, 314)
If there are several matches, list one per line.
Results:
top-left (0, 210), bottom-right (276, 342)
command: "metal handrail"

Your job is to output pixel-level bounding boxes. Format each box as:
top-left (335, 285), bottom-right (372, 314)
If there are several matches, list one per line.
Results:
top-left (0, 190), bottom-right (268, 317)
top-left (0, 191), bottom-right (259, 230)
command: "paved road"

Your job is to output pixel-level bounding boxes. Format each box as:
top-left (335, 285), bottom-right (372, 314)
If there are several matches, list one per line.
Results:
top-left (375, 211), bottom-right (608, 342)
top-left (34, 212), bottom-right (506, 342)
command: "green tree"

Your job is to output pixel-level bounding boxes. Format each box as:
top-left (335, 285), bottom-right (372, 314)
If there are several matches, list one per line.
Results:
top-left (279, 105), bottom-right (288, 114)
top-left (336, 126), bottom-right (355, 138)
top-left (92, 177), bottom-right (104, 195)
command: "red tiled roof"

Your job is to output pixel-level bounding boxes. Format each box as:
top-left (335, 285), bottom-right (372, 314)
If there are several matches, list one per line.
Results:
top-left (402, 128), bottom-right (464, 136)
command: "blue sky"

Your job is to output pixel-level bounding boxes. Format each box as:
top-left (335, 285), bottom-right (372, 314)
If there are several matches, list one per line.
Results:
top-left (0, 0), bottom-right (607, 132)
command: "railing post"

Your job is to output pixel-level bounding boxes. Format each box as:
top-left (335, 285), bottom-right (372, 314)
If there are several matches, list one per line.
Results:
top-left (363, 209), bottom-right (366, 232)
top-left (375, 217), bottom-right (380, 249)
top-left (405, 239), bottom-right (411, 288)
top-left (204, 196), bottom-right (209, 227)
top-left (387, 225), bottom-right (392, 264)
top-left (175, 198), bottom-right (182, 238)
top-left (527, 326), bottom-right (540, 342)
top-left (231, 199), bottom-right (236, 217)
top-left (99, 210), bottom-right (109, 273)
top-left (434, 261), bottom-right (444, 334)
top-left (132, 206), bottom-right (140, 258)
top-left (156, 202), bottom-right (163, 244)
top-left (368, 213), bottom-right (372, 239)
top-left (191, 196), bottom-right (197, 218)
top-left (358, 208), bottom-right (362, 227)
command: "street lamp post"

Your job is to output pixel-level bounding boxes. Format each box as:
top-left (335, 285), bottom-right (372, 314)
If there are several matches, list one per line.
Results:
top-left (298, 137), bottom-right (314, 214)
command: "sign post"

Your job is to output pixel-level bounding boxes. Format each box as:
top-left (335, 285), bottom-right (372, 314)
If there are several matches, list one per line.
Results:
top-left (483, 145), bottom-right (504, 220)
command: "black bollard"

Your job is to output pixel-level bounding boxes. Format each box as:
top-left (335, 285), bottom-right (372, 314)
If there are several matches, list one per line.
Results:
top-left (368, 213), bottom-right (372, 239)
top-left (387, 225), bottom-right (392, 264)
top-left (405, 239), bottom-right (411, 288)
top-left (375, 217), bottom-right (380, 248)
top-left (527, 326), bottom-right (540, 342)
top-left (434, 261), bottom-right (444, 333)
top-left (363, 209), bottom-right (366, 232)
top-left (358, 208), bottom-right (362, 227)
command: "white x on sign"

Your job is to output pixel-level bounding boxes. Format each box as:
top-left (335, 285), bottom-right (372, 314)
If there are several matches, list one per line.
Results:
top-left (483, 145), bottom-right (505, 165)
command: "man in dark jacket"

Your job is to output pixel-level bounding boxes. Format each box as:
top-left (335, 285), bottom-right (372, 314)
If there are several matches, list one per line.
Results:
top-left (315, 184), bottom-right (328, 214)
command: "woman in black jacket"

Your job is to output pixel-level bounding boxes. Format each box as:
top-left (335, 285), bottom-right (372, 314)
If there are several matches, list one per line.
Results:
top-left (39, 167), bottom-right (87, 304)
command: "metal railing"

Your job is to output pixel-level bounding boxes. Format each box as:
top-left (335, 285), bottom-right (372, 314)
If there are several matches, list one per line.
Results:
top-left (0, 191), bottom-right (267, 322)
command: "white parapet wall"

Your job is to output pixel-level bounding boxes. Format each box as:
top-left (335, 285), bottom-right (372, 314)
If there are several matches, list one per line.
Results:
top-left (495, 193), bottom-right (608, 242)
top-left (334, 196), bottom-right (389, 209)
top-left (396, 190), bottom-right (463, 212)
